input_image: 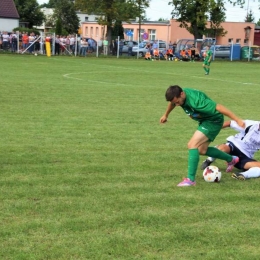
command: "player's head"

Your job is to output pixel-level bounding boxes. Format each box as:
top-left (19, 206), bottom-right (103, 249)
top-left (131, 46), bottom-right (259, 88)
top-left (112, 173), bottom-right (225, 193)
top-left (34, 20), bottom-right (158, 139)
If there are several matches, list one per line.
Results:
top-left (165, 85), bottom-right (186, 106)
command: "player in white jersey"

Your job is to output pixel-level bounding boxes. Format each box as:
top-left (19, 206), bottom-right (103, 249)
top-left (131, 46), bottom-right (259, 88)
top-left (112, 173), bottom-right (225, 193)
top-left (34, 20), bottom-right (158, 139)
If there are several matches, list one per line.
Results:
top-left (201, 120), bottom-right (260, 180)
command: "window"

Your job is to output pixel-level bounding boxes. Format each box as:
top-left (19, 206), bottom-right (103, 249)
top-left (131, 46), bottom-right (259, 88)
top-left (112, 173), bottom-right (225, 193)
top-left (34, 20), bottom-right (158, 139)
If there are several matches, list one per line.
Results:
top-left (85, 17), bottom-right (88, 22)
top-left (96, 27), bottom-right (99, 37)
top-left (85, 27), bottom-right (88, 36)
top-left (149, 29), bottom-right (156, 41)
top-left (90, 27), bottom-right (93, 37)
top-left (228, 38), bottom-right (233, 43)
top-left (236, 39), bottom-right (241, 44)
top-left (244, 39), bottom-right (248, 44)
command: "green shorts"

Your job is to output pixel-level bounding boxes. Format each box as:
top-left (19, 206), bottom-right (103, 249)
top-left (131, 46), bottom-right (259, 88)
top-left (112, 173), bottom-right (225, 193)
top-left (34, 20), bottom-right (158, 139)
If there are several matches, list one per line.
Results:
top-left (198, 119), bottom-right (224, 142)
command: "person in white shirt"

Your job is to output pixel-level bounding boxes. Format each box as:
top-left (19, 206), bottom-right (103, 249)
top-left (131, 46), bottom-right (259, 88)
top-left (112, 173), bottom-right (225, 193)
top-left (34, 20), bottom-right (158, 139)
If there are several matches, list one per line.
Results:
top-left (2, 31), bottom-right (9, 51)
top-left (201, 120), bottom-right (260, 180)
top-left (69, 35), bottom-right (75, 54)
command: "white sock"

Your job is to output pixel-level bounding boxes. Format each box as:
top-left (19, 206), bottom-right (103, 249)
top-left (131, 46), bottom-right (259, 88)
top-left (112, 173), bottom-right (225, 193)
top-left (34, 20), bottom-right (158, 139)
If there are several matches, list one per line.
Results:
top-left (207, 157), bottom-right (215, 162)
top-left (241, 167), bottom-right (260, 179)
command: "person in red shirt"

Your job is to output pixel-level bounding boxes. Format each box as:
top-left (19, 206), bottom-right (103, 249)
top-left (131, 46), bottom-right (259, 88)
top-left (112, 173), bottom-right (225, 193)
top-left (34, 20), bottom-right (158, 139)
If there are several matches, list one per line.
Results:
top-left (22, 33), bottom-right (29, 51)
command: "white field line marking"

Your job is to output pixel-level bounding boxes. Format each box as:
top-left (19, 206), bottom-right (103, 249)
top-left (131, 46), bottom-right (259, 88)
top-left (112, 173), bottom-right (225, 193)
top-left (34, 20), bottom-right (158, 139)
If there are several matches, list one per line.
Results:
top-left (63, 65), bottom-right (259, 86)
top-left (63, 72), bottom-right (127, 86)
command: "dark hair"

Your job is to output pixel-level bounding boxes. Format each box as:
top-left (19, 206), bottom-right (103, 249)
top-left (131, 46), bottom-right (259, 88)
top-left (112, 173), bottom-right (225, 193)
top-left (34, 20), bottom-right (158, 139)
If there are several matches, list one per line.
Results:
top-left (165, 85), bottom-right (183, 101)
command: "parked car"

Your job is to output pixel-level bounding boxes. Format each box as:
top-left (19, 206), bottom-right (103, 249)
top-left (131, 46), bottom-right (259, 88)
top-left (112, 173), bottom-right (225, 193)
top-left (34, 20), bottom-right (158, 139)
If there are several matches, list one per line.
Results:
top-left (201, 45), bottom-right (230, 59)
top-left (132, 41), bottom-right (167, 57)
top-left (122, 40), bottom-right (138, 53)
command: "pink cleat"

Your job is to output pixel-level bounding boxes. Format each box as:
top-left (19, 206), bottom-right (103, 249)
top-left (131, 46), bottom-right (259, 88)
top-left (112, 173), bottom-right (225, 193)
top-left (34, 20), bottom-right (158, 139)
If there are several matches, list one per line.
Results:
top-left (226, 156), bottom-right (239, 172)
top-left (177, 178), bottom-right (196, 187)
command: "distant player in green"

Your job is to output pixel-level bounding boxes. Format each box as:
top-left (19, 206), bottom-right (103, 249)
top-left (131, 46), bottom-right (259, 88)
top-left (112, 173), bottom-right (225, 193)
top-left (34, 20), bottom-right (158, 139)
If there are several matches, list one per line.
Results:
top-left (202, 45), bottom-right (212, 75)
top-left (160, 85), bottom-right (245, 187)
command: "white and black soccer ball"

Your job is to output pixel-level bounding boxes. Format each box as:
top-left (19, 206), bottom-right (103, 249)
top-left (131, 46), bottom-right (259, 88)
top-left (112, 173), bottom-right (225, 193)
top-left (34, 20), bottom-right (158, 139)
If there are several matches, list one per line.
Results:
top-left (203, 166), bottom-right (222, 183)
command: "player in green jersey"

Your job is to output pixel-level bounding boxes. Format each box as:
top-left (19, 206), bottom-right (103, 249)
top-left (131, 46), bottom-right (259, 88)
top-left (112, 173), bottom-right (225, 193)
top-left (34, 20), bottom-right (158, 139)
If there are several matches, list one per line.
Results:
top-left (202, 45), bottom-right (213, 75)
top-left (160, 85), bottom-right (245, 187)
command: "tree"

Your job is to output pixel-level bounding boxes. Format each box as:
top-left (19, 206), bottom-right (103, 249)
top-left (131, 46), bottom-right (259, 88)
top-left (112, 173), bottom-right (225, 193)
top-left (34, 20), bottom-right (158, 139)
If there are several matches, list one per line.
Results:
top-left (257, 19), bottom-right (260, 26)
top-left (52, 0), bottom-right (80, 34)
top-left (207, 0), bottom-right (227, 38)
top-left (245, 9), bottom-right (255, 22)
top-left (112, 20), bottom-right (124, 40)
top-left (169, 0), bottom-right (244, 40)
top-left (14, 0), bottom-right (45, 28)
top-left (75, 0), bottom-right (150, 51)
top-left (55, 18), bottom-right (62, 35)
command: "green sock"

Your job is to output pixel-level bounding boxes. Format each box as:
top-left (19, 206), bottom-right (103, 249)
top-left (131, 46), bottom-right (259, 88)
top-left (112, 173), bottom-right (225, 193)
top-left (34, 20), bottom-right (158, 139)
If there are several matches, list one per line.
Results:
top-left (207, 68), bottom-right (210, 74)
top-left (203, 67), bottom-right (207, 72)
top-left (206, 147), bottom-right (232, 162)
top-left (188, 149), bottom-right (199, 181)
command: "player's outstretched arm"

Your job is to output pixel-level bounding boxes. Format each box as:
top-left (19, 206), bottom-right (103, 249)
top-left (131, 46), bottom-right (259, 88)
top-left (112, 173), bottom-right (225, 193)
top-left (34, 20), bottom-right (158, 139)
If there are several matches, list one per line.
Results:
top-left (160, 102), bottom-right (175, 123)
top-left (222, 120), bottom-right (231, 128)
top-left (216, 104), bottom-right (245, 128)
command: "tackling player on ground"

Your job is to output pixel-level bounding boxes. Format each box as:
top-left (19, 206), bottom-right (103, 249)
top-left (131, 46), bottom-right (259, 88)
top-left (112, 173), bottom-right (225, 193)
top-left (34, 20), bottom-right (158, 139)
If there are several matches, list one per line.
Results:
top-left (201, 120), bottom-right (260, 180)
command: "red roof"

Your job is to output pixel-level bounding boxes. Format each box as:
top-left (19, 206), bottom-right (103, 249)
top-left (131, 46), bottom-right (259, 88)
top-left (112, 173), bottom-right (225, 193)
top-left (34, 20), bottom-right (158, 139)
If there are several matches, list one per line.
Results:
top-left (0, 0), bottom-right (19, 19)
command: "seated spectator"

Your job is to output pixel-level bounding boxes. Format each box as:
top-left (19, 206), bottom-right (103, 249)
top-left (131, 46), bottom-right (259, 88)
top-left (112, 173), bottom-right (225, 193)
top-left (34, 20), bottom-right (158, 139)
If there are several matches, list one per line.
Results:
top-left (153, 48), bottom-right (160, 60)
top-left (145, 51), bottom-right (152, 60)
top-left (180, 48), bottom-right (190, 61)
top-left (160, 49), bottom-right (167, 60)
top-left (166, 48), bottom-right (174, 61)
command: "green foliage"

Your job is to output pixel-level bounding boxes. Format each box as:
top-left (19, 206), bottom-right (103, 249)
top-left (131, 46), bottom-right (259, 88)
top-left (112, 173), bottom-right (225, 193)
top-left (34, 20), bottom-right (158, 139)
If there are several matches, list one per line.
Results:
top-left (14, 0), bottom-right (45, 28)
top-left (257, 19), bottom-right (260, 26)
top-left (52, 0), bottom-right (80, 34)
top-left (169, 0), bottom-right (243, 39)
top-left (55, 18), bottom-right (62, 35)
top-left (1, 55), bottom-right (260, 259)
top-left (245, 9), bottom-right (255, 22)
top-left (13, 27), bottom-right (40, 35)
top-left (112, 20), bottom-right (124, 39)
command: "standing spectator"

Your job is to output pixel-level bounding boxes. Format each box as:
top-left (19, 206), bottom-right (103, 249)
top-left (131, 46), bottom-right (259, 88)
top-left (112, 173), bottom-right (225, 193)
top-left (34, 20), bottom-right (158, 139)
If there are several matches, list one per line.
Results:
top-left (80, 38), bottom-right (88, 57)
top-left (28, 32), bottom-right (35, 54)
top-left (55, 35), bottom-right (60, 55)
top-left (103, 37), bottom-right (108, 55)
top-left (110, 40), bottom-right (117, 55)
top-left (119, 39), bottom-right (124, 56)
top-left (65, 35), bottom-right (71, 54)
top-left (70, 35), bottom-right (75, 54)
top-left (10, 31), bottom-right (18, 52)
top-left (98, 38), bottom-right (103, 55)
top-left (88, 38), bottom-right (93, 52)
top-left (169, 41), bottom-right (173, 50)
top-left (34, 35), bottom-right (40, 53)
top-left (127, 40), bottom-right (133, 56)
top-left (2, 31), bottom-right (9, 51)
top-left (22, 32), bottom-right (29, 51)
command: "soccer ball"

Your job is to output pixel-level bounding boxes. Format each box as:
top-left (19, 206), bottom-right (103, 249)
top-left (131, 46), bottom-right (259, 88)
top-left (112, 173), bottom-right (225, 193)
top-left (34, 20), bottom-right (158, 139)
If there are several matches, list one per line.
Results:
top-left (203, 166), bottom-right (221, 183)
top-left (35, 53), bottom-right (38, 56)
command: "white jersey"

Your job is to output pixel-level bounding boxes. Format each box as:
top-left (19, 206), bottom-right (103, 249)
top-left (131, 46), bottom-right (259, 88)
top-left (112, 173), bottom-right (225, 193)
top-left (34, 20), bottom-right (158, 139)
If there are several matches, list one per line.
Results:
top-left (226, 120), bottom-right (260, 159)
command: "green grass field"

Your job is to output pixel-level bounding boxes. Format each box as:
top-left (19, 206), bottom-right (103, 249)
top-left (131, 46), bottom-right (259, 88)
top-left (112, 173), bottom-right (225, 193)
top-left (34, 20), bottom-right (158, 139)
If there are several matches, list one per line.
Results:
top-left (1, 54), bottom-right (260, 259)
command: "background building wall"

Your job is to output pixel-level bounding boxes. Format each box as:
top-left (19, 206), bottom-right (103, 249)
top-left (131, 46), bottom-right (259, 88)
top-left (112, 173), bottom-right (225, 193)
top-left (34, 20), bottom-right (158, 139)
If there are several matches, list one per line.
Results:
top-left (0, 18), bottom-right (19, 31)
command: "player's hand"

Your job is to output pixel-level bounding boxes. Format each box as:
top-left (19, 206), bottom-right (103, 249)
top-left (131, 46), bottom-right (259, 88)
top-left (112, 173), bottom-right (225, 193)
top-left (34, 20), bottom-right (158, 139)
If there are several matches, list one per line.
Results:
top-left (237, 119), bottom-right (245, 129)
top-left (160, 115), bottom-right (168, 123)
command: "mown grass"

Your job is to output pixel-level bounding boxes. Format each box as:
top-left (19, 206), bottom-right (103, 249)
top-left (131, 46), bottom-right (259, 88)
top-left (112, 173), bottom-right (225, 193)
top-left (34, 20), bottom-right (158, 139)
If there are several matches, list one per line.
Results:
top-left (1, 54), bottom-right (260, 259)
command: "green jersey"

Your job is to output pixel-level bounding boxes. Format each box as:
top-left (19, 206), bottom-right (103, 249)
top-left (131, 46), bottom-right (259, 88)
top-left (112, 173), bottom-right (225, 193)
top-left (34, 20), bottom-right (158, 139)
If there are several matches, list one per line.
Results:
top-left (181, 88), bottom-right (223, 124)
top-left (205, 50), bottom-right (212, 62)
